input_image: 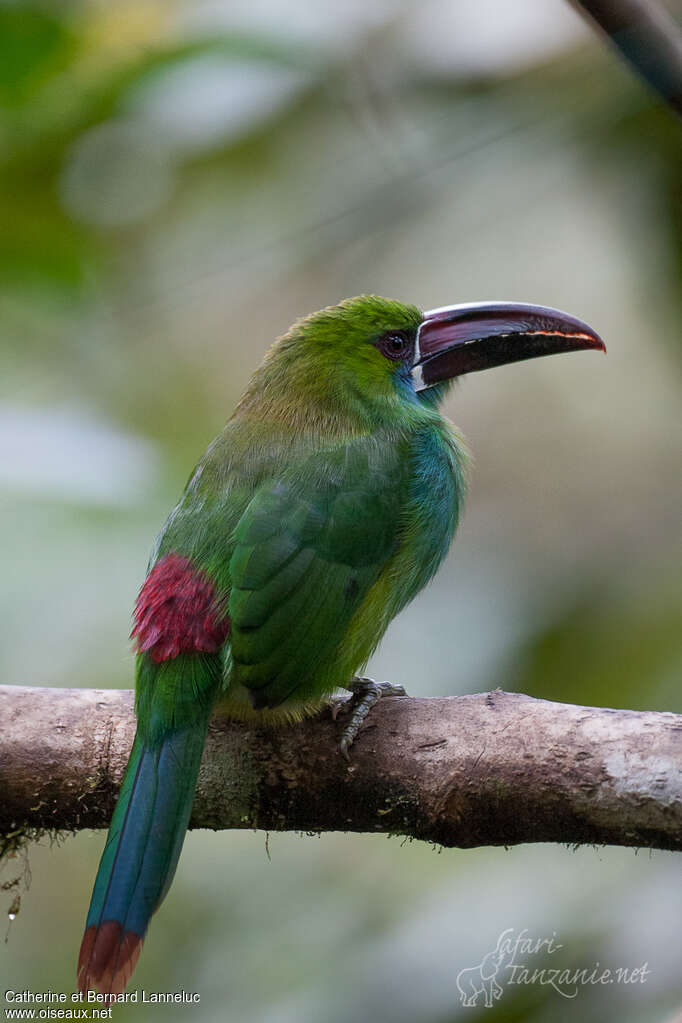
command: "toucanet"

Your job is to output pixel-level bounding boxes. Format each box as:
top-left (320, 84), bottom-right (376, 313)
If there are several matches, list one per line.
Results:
top-left (77, 295), bottom-right (604, 994)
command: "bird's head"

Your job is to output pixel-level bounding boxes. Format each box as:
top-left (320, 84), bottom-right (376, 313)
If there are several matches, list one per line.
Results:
top-left (238, 294), bottom-right (604, 426)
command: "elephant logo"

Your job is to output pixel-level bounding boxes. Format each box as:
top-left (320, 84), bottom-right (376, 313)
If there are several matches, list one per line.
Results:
top-left (456, 933), bottom-right (509, 1008)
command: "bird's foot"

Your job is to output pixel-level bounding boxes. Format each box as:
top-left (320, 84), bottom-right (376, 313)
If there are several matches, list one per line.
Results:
top-left (336, 676), bottom-right (407, 760)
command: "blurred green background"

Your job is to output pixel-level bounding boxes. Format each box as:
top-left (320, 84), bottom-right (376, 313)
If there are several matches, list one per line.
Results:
top-left (1, 1), bottom-right (681, 1020)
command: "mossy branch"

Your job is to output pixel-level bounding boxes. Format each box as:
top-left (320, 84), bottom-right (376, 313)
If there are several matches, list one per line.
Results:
top-left (0, 685), bottom-right (681, 853)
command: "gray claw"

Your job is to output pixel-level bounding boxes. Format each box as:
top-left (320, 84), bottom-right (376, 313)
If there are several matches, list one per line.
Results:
top-left (338, 676), bottom-right (407, 758)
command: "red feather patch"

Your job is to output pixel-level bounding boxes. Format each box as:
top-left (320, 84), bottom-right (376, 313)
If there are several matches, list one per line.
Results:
top-left (78, 922), bottom-right (143, 996)
top-left (132, 553), bottom-right (229, 663)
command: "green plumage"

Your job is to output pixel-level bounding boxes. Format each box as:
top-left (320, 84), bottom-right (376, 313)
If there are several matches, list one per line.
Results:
top-left (78, 294), bottom-right (469, 994)
top-left (150, 298), bottom-right (468, 722)
top-left (79, 291), bottom-right (603, 993)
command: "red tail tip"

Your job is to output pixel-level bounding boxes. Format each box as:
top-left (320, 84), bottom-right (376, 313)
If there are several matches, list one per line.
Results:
top-left (77, 922), bottom-right (143, 996)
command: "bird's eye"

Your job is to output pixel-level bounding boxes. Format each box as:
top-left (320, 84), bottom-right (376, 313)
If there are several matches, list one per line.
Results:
top-left (378, 331), bottom-right (409, 361)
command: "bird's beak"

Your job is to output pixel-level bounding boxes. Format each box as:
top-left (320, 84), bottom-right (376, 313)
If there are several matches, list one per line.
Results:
top-left (412, 301), bottom-right (605, 391)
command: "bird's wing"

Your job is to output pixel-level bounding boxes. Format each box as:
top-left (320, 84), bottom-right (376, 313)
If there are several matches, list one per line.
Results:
top-left (228, 440), bottom-right (405, 708)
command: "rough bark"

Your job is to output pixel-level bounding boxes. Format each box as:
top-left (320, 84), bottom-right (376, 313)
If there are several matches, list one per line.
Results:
top-left (0, 685), bottom-right (681, 853)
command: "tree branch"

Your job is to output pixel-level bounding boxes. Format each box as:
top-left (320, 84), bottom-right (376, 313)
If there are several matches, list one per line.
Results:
top-left (572, 0), bottom-right (682, 117)
top-left (1, 685), bottom-right (681, 853)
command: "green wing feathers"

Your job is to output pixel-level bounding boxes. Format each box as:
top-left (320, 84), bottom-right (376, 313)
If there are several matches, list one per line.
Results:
top-left (228, 443), bottom-right (406, 708)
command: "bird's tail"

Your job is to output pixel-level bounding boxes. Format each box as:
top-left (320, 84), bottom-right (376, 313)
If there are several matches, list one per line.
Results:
top-left (77, 714), bottom-right (210, 995)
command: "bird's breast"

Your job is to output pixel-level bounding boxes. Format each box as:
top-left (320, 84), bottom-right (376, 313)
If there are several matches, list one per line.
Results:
top-left (389, 421), bottom-right (469, 616)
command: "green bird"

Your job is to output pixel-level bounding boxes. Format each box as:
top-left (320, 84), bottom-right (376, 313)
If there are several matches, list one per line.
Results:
top-left (77, 295), bottom-right (604, 994)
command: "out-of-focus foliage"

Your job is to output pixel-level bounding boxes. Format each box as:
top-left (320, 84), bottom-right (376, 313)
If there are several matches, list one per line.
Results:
top-left (1, 1), bottom-right (680, 1020)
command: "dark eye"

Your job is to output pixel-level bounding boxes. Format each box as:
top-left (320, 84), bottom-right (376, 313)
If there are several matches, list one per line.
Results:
top-left (378, 331), bottom-right (410, 361)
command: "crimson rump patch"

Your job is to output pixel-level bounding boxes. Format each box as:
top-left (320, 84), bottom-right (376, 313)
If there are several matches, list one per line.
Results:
top-left (132, 553), bottom-right (229, 663)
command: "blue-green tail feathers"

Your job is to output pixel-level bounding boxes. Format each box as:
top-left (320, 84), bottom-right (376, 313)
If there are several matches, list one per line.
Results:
top-left (77, 716), bottom-right (210, 994)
